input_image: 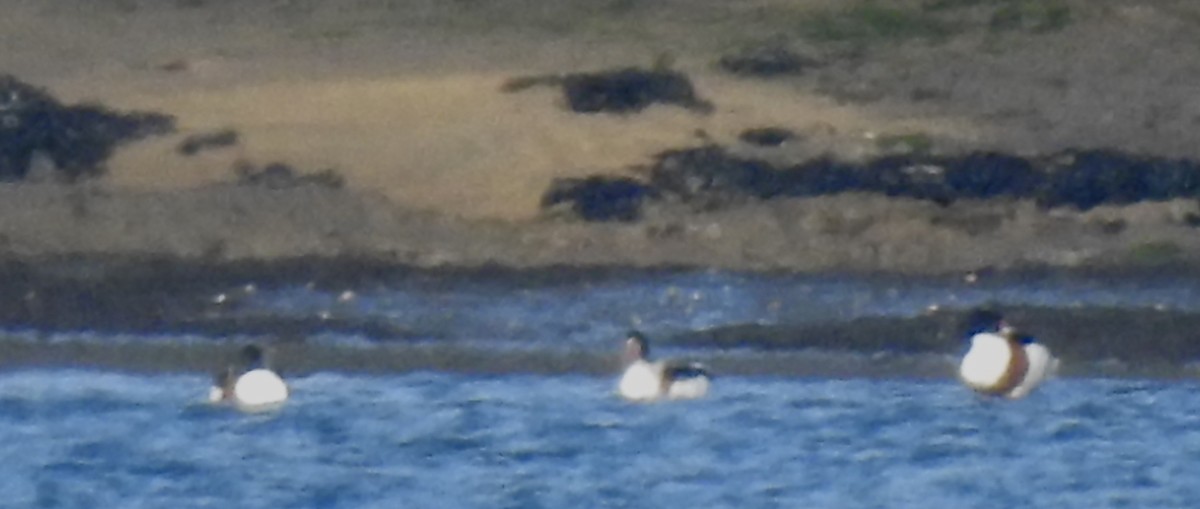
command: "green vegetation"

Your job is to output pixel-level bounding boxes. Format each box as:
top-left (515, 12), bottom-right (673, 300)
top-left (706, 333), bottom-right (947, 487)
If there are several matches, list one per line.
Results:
top-left (988, 1), bottom-right (1071, 33)
top-left (792, 0), bottom-right (1073, 48)
top-left (263, 0), bottom-right (1082, 56)
top-left (291, 27), bottom-right (360, 43)
top-left (798, 4), bottom-right (957, 43)
top-left (921, 0), bottom-right (997, 10)
top-left (876, 132), bottom-right (935, 156)
top-left (922, 0), bottom-right (1072, 33)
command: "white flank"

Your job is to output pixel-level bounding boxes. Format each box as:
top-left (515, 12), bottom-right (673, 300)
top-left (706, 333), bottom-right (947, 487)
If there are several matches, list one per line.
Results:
top-left (1007, 343), bottom-right (1057, 399)
top-left (233, 369), bottom-right (289, 411)
top-left (958, 333), bottom-right (1013, 391)
top-left (618, 361), bottom-right (663, 401)
top-left (666, 375), bottom-right (710, 400)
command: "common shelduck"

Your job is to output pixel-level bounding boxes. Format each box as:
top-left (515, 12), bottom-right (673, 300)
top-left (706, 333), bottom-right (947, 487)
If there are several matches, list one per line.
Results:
top-left (958, 310), bottom-right (1059, 399)
top-left (209, 344), bottom-right (289, 412)
top-left (618, 331), bottom-right (711, 402)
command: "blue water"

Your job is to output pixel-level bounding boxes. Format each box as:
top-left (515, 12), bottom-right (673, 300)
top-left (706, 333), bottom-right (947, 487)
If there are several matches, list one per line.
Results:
top-left (6, 270), bottom-right (1200, 506)
top-left (2, 370), bottom-right (1196, 508)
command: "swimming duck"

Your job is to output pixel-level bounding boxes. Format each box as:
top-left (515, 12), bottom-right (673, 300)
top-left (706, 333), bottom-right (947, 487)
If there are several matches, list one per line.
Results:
top-left (958, 310), bottom-right (1059, 399)
top-left (209, 344), bottom-right (289, 411)
top-left (618, 331), bottom-right (711, 402)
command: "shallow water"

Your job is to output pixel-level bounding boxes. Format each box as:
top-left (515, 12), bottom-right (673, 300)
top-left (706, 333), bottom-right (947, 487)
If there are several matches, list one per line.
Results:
top-left (216, 270), bottom-right (1200, 349)
top-left (1, 370), bottom-right (1196, 508)
top-left (6, 268), bottom-right (1200, 376)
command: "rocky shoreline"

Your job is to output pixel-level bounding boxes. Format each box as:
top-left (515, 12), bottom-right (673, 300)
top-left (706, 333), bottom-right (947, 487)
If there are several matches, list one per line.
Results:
top-left (0, 180), bottom-right (1196, 275)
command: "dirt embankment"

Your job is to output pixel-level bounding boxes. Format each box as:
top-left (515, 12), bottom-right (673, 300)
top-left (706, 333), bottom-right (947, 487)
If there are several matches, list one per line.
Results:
top-left (1, 0), bottom-right (1199, 274)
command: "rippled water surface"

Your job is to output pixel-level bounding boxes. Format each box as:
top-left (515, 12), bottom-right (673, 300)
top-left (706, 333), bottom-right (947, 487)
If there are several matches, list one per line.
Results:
top-left (4, 269), bottom-right (1200, 506)
top-left (2, 370), bottom-right (1196, 508)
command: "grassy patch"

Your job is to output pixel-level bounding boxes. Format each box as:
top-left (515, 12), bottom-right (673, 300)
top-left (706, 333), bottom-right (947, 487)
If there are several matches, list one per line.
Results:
top-left (988, 1), bottom-right (1071, 33)
top-left (921, 0), bottom-right (999, 10)
top-left (922, 0), bottom-right (1073, 33)
top-left (438, 0), bottom-right (656, 36)
top-left (798, 4), bottom-right (958, 44)
top-left (791, 0), bottom-right (1072, 48)
top-left (1127, 241), bottom-right (1183, 266)
top-left (291, 26), bottom-right (360, 43)
top-left (875, 132), bottom-right (935, 155)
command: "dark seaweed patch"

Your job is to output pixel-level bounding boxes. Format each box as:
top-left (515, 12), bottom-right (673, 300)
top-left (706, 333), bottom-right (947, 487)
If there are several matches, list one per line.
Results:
top-left (543, 145), bottom-right (1200, 221)
top-left (942, 152), bottom-right (1042, 199)
top-left (541, 176), bottom-right (659, 222)
top-left (234, 161), bottom-right (345, 190)
top-left (0, 74), bottom-right (174, 181)
top-left (651, 146), bottom-right (1200, 210)
top-left (718, 45), bottom-right (816, 78)
top-left (502, 67), bottom-right (713, 114)
top-left (739, 127), bottom-right (796, 147)
top-left (178, 129), bottom-right (239, 156)
top-left (1039, 150), bottom-right (1200, 209)
top-left (649, 145), bottom-right (783, 202)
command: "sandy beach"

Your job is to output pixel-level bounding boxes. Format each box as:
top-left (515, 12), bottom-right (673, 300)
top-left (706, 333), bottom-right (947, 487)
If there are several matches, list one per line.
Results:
top-left (0, 0), bottom-right (1197, 276)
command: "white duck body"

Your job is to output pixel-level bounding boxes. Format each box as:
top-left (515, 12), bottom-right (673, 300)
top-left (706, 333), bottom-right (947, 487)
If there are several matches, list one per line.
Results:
top-left (1007, 342), bottom-right (1058, 400)
top-left (959, 332), bottom-right (1016, 393)
top-left (959, 330), bottom-right (1057, 399)
top-left (618, 332), bottom-right (710, 402)
top-left (208, 368), bottom-right (289, 411)
top-left (618, 360), bottom-right (664, 401)
top-left (664, 367), bottom-right (710, 400)
top-left (209, 345), bottom-right (289, 412)
top-left (231, 369), bottom-right (289, 411)
top-left (618, 360), bottom-right (710, 401)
